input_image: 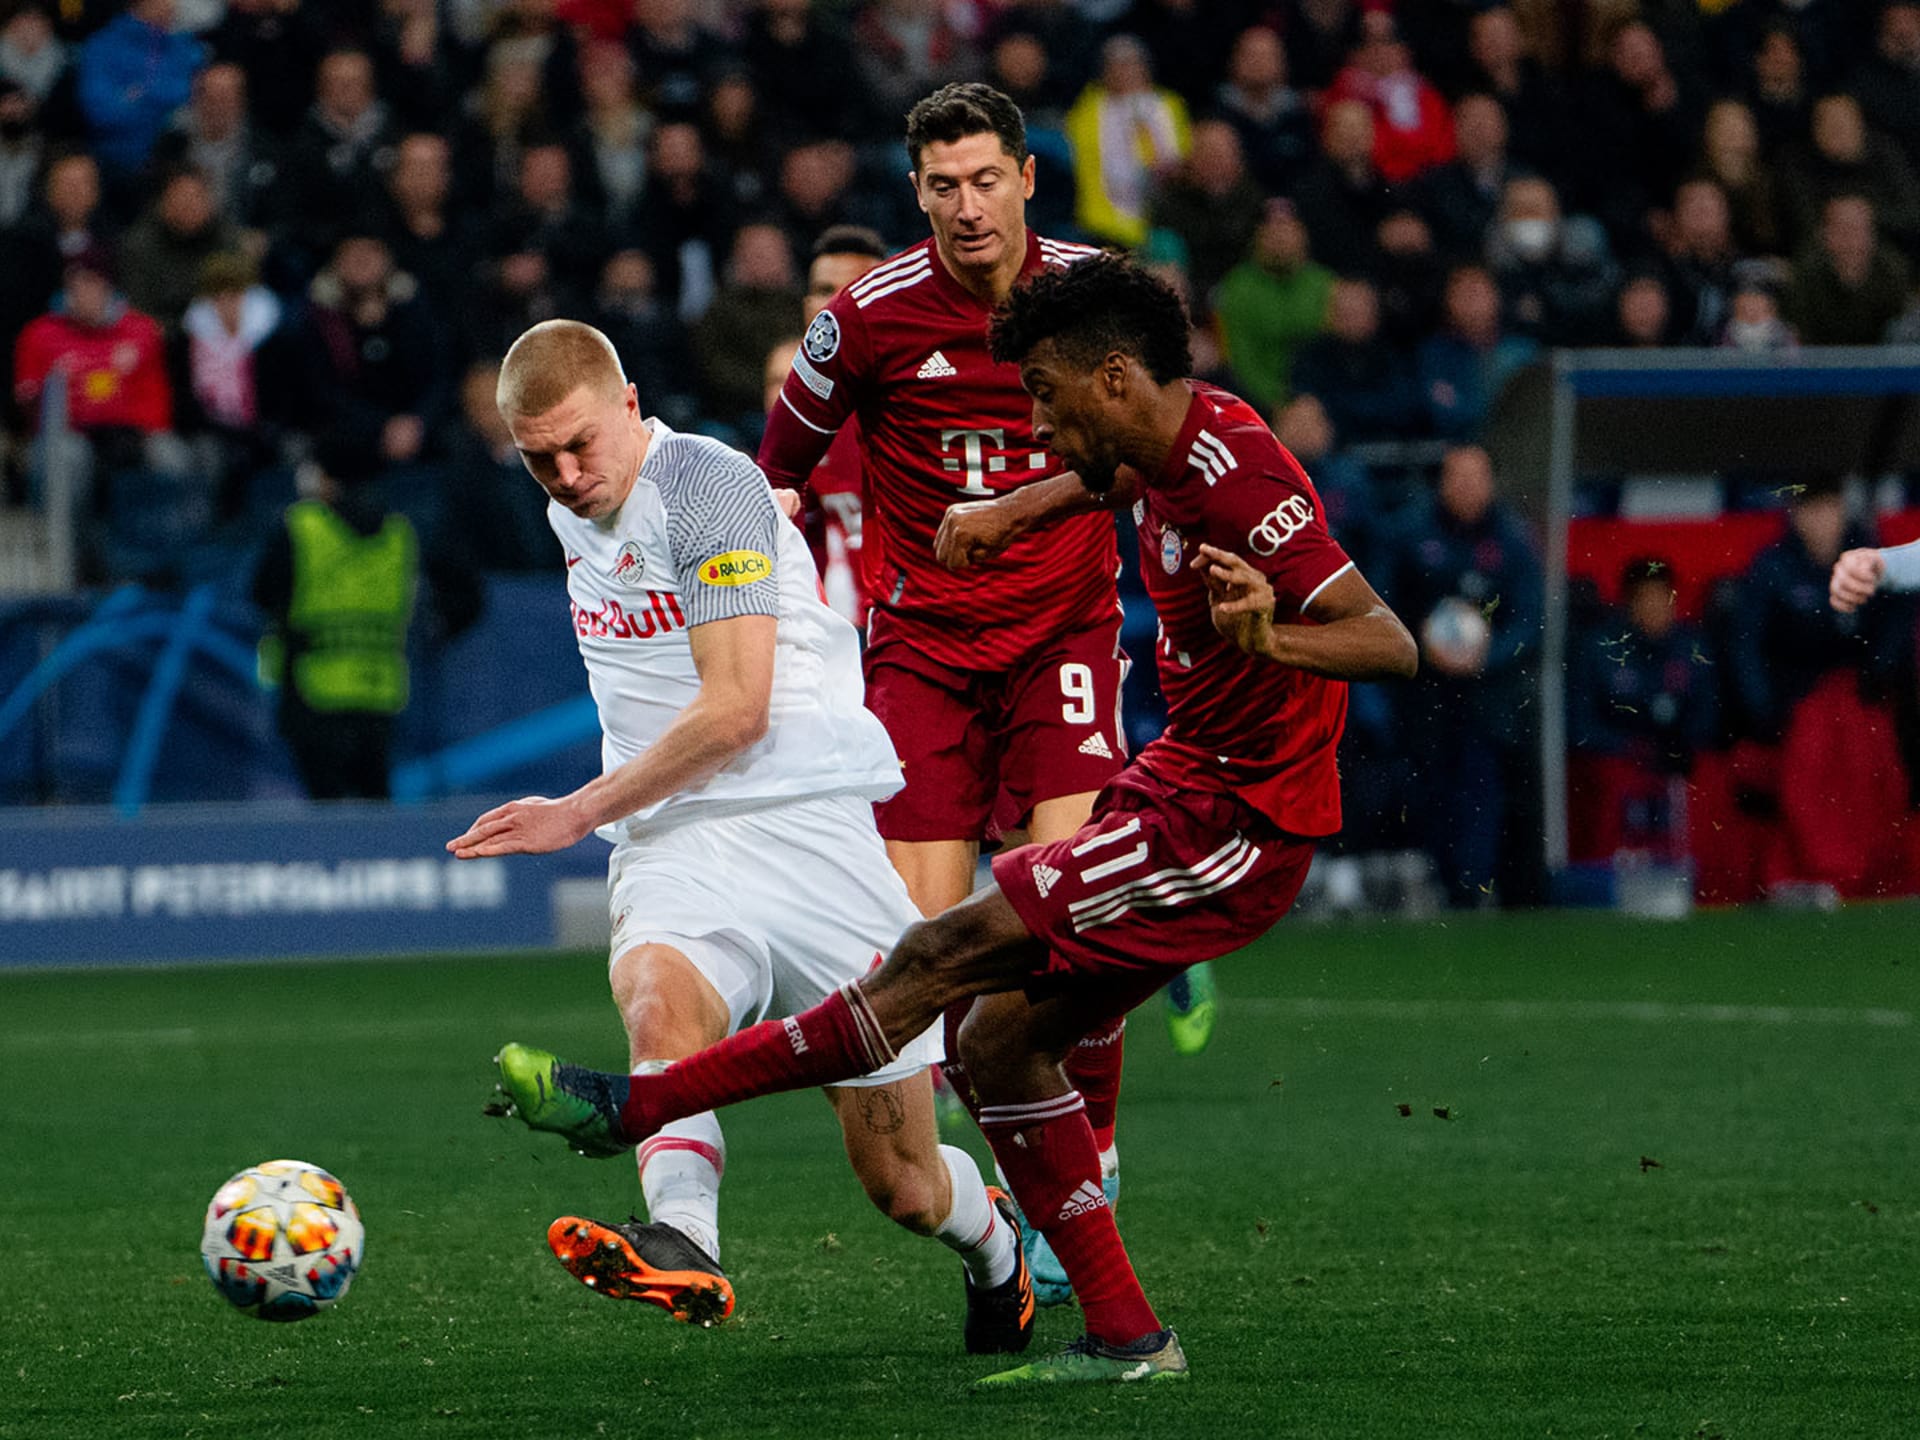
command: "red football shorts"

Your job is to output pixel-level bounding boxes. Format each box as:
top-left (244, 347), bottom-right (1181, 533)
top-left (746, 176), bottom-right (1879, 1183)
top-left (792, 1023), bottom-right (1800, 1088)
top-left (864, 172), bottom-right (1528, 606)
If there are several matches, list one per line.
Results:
top-left (991, 762), bottom-right (1314, 984)
top-left (865, 616), bottom-right (1127, 843)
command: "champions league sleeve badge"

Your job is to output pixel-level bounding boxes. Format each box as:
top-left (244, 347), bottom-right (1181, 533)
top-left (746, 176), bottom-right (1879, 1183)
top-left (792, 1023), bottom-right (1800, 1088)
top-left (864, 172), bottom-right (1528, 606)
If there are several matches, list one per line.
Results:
top-left (803, 309), bottom-right (841, 364)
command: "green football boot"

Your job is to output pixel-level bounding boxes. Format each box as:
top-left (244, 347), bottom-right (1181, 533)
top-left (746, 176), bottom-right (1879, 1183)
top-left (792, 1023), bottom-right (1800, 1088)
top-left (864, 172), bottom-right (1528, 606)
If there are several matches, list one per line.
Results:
top-left (973, 1328), bottom-right (1189, 1387)
top-left (1162, 962), bottom-right (1217, 1057)
top-left (488, 1042), bottom-right (632, 1158)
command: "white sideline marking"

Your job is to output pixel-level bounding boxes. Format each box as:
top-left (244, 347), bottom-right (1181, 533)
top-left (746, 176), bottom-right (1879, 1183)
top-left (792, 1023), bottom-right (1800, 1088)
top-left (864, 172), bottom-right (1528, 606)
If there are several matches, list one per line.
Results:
top-left (0, 1012), bottom-right (601, 1048)
top-left (1235, 998), bottom-right (1912, 1028)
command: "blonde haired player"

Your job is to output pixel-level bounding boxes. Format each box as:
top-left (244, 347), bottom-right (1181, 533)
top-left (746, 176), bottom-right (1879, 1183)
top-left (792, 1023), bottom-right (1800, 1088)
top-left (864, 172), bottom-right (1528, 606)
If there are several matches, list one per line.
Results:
top-left (450, 320), bottom-right (1032, 1349)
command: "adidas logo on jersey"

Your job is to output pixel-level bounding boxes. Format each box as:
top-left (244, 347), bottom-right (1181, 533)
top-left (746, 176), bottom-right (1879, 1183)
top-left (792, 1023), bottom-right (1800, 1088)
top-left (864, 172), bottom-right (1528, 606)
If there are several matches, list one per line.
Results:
top-left (1032, 863), bottom-right (1061, 898)
top-left (1077, 733), bottom-right (1114, 759)
top-left (1058, 1179), bottom-right (1108, 1222)
top-left (916, 350), bottom-right (957, 379)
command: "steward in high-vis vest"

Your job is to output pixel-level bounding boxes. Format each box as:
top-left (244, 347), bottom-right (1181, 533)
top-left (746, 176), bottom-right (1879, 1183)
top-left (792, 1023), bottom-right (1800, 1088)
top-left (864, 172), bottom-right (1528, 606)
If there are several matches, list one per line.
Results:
top-left (253, 442), bottom-right (432, 799)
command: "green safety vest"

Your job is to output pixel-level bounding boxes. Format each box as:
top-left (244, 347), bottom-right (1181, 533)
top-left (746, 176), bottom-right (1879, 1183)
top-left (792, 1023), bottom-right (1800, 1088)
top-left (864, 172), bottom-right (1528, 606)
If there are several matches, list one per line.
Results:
top-left (272, 499), bottom-right (420, 715)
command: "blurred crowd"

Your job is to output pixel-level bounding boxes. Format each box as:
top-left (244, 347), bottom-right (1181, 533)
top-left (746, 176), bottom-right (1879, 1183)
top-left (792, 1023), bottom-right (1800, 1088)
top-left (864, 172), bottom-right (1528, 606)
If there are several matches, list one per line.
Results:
top-left (7, 0), bottom-right (1920, 903)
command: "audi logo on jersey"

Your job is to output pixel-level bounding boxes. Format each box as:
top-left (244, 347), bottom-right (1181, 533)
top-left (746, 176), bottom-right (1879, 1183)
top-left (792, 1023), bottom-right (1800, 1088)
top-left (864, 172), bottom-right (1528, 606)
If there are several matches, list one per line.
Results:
top-left (1247, 495), bottom-right (1315, 555)
top-left (572, 591), bottom-right (686, 640)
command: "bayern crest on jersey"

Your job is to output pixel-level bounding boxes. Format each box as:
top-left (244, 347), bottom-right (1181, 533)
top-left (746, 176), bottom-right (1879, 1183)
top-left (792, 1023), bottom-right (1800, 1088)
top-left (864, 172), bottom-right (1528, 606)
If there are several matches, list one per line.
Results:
top-left (803, 310), bottom-right (841, 364)
top-left (1161, 527), bottom-right (1183, 575)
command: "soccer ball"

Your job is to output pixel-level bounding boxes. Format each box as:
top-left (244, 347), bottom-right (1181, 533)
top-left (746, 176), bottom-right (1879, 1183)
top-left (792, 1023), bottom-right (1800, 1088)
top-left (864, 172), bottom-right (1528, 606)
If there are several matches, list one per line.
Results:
top-left (1420, 596), bottom-right (1492, 673)
top-left (200, 1159), bottom-right (364, 1322)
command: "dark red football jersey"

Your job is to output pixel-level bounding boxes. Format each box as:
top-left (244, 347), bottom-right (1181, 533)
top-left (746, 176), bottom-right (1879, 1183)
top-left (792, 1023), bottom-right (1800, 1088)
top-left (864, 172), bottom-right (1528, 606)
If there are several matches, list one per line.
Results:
top-left (1132, 382), bottom-right (1355, 837)
top-left (758, 231), bottom-right (1120, 670)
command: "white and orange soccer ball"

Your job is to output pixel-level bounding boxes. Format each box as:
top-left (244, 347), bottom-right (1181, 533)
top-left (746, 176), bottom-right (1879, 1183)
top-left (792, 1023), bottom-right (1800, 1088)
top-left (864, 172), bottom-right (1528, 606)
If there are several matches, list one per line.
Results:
top-left (200, 1160), bottom-right (364, 1322)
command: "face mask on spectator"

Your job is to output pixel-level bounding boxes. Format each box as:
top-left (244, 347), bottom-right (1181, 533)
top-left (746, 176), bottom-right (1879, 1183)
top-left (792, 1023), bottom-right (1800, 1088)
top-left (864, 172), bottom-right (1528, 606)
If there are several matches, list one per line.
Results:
top-left (1504, 218), bottom-right (1555, 261)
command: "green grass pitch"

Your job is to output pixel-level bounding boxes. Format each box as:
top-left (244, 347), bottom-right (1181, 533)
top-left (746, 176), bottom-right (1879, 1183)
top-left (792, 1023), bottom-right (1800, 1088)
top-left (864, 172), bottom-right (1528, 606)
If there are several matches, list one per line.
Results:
top-left (4, 906), bottom-right (1918, 1439)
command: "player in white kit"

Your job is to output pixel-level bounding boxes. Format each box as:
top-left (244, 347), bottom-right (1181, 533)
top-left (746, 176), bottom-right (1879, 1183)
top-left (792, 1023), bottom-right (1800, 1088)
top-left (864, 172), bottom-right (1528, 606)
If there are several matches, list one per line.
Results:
top-left (448, 320), bottom-right (1033, 1349)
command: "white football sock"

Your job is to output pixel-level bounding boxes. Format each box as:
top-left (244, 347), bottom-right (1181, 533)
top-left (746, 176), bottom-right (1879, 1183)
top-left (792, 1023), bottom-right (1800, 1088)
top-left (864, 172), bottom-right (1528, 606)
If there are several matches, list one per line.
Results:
top-left (637, 1108), bottom-right (725, 1263)
top-left (1099, 1144), bottom-right (1119, 1183)
top-left (933, 1144), bottom-right (1018, 1288)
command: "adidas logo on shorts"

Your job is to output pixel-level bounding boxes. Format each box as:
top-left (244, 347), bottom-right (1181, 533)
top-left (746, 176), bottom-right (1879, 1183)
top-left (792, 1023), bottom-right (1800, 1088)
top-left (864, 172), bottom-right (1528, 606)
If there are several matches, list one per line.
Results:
top-left (1058, 1179), bottom-right (1108, 1222)
top-left (1077, 733), bottom-right (1114, 759)
top-left (916, 350), bottom-right (957, 379)
top-left (1032, 862), bottom-right (1061, 898)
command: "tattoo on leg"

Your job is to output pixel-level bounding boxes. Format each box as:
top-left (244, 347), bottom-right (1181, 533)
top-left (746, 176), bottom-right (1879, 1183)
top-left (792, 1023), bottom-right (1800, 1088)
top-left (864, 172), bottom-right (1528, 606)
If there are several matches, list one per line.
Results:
top-left (860, 1087), bottom-right (907, 1135)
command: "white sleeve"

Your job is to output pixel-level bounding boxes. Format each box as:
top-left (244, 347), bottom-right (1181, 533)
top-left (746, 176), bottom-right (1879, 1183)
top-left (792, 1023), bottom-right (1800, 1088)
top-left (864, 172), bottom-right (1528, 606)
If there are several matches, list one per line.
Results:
top-left (1879, 538), bottom-right (1920, 592)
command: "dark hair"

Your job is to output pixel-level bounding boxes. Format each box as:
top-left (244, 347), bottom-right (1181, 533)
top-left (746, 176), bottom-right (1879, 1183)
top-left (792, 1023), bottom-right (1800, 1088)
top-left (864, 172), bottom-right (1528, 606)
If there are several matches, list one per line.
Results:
top-left (904, 83), bottom-right (1027, 170)
top-left (988, 254), bottom-right (1192, 384)
top-left (811, 224), bottom-right (888, 262)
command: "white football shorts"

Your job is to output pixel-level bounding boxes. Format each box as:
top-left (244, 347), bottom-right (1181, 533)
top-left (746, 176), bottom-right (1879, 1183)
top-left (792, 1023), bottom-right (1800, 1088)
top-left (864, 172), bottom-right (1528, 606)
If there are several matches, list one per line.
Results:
top-left (607, 792), bottom-right (940, 1088)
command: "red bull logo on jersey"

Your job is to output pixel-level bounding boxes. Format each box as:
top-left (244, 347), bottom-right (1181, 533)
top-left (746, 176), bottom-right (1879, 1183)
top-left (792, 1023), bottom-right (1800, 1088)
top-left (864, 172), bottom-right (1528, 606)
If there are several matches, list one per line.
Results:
top-left (572, 591), bottom-right (686, 640)
top-left (699, 550), bottom-right (772, 586)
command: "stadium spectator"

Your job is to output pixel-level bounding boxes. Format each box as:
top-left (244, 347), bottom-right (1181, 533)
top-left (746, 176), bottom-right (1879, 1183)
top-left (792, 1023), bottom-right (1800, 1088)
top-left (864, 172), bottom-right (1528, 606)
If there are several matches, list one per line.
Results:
top-left (633, 120), bottom-right (734, 323)
top-left (1064, 34), bottom-right (1190, 249)
top-left (452, 41), bottom-right (552, 217)
top-left (1566, 557), bottom-right (1718, 862)
top-left (854, 0), bottom-right (978, 124)
top-left (1110, 0), bottom-right (1245, 106)
top-left (1413, 92), bottom-right (1514, 264)
top-left (1694, 98), bottom-right (1783, 259)
top-left (1282, 0), bottom-right (1364, 93)
top-left (1729, 478), bottom-right (1915, 899)
top-left (14, 246), bottom-right (171, 438)
top-left (367, 0), bottom-right (453, 134)
top-left (284, 50), bottom-right (397, 266)
top-left (1487, 175), bottom-right (1619, 346)
top-left (1655, 178), bottom-right (1741, 346)
top-left (1721, 258), bottom-right (1798, 351)
top-left (700, 68), bottom-right (775, 216)
top-left (436, 359), bottom-right (552, 571)
top-left (1576, 19), bottom-right (1703, 249)
top-left (1784, 193), bottom-right (1909, 345)
top-left (0, 80), bottom-right (44, 229)
top-left (296, 232), bottom-right (447, 473)
top-left (591, 248), bottom-right (697, 433)
top-left (1743, 23), bottom-right (1814, 159)
top-left (1322, 10), bottom-right (1455, 186)
top-left (1415, 263), bottom-right (1539, 442)
top-left (1293, 98), bottom-right (1394, 275)
top-left (380, 132), bottom-right (473, 343)
top-left (175, 250), bottom-right (290, 514)
top-left (1274, 392), bottom-right (1376, 577)
top-left (568, 39), bottom-right (652, 233)
top-left (1382, 443), bottom-right (1542, 907)
top-left (118, 168), bottom-right (241, 337)
top-left (1612, 272), bottom-right (1673, 348)
top-left (74, 0), bottom-right (203, 192)
top-left (1289, 275), bottom-right (1423, 444)
top-left (1146, 118), bottom-right (1264, 306)
top-left (1463, 5), bottom-right (1569, 192)
top-left (1213, 25), bottom-right (1314, 199)
top-left (1780, 92), bottom-right (1920, 261)
top-left (629, 0), bottom-right (729, 122)
top-left (1850, 2), bottom-right (1920, 175)
top-left (151, 62), bottom-right (279, 235)
top-left (1212, 199), bottom-right (1333, 414)
top-left (693, 220), bottom-right (801, 433)
top-left (0, 6), bottom-right (67, 107)
top-left (207, 0), bottom-right (325, 138)
top-left (1369, 207), bottom-right (1446, 347)
top-left (742, 0), bottom-right (864, 143)
top-left (480, 141), bottom-right (613, 341)
top-left (771, 140), bottom-right (864, 264)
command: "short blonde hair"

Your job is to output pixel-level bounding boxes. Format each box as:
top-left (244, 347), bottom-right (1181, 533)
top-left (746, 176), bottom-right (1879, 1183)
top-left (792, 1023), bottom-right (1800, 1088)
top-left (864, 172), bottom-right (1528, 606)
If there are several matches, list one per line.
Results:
top-left (496, 319), bottom-right (628, 418)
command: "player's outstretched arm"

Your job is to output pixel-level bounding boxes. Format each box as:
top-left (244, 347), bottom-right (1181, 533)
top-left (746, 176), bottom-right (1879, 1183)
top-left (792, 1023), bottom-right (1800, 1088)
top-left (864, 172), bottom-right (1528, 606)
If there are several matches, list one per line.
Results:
top-left (1196, 544), bottom-right (1418, 681)
top-left (934, 467), bottom-right (1137, 569)
top-left (448, 615), bottom-right (778, 858)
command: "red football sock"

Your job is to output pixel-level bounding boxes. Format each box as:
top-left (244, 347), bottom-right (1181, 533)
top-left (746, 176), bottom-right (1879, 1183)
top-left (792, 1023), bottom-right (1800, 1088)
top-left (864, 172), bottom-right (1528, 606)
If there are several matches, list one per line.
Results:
top-left (1064, 1018), bottom-right (1126, 1153)
top-left (979, 1091), bottom-right (1160, 1346)
top-left (935, 999), bottom-right (983, 1122)
top-left (620, 983), bottom-right (895, 1139)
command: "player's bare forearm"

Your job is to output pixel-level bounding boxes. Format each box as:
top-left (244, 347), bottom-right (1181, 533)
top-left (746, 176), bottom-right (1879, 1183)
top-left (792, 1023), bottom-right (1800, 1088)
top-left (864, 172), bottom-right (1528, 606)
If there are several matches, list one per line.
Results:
top-left (934, 468), bottom-right (1131, 569)
top-left (1263, 607), bottom-right (1420, 680)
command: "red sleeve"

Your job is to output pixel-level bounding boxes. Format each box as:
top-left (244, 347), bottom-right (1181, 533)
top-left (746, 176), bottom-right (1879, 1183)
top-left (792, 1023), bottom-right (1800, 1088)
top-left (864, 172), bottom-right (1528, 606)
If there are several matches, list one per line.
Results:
top-left (13, 319), bottom-right (51, 412)
top-left (125, 316), bottom-right (171, 433)
top-left (755, 288), bottom-right (872, 491)
top-left (1203, 446), bottom-right (1354, 615)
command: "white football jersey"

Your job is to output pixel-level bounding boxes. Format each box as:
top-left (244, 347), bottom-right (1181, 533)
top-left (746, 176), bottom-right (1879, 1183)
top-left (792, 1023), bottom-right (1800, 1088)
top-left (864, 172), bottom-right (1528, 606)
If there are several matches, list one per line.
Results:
top-left (549, 420), bottom-right (903, 839)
